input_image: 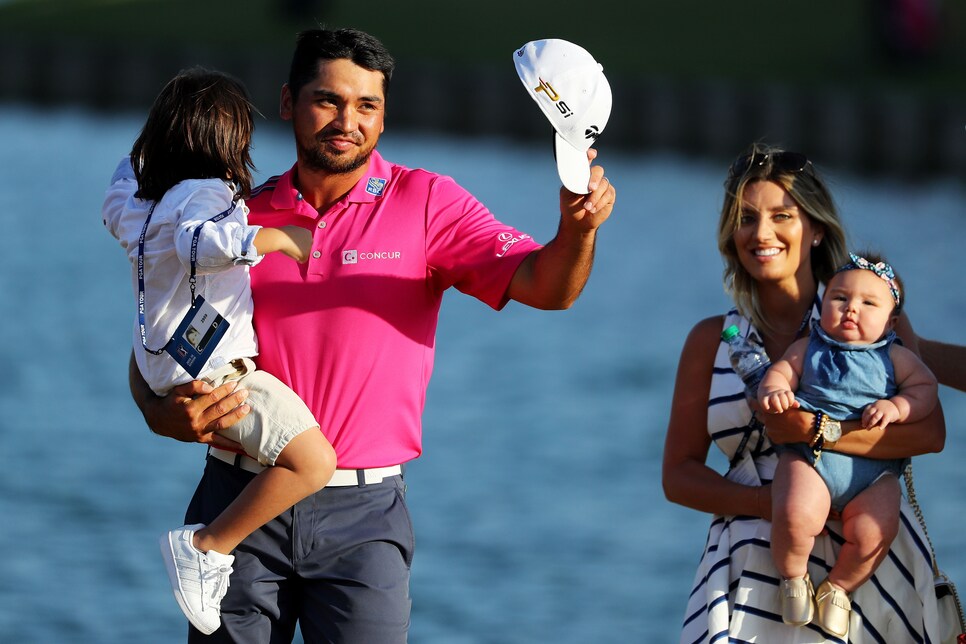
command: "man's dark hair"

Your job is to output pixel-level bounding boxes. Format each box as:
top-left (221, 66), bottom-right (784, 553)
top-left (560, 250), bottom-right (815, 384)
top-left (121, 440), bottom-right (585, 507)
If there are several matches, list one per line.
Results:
top-left (131, 67), bottom-right (256, 201)
top-left (288, 28), bottom-right (395, 102)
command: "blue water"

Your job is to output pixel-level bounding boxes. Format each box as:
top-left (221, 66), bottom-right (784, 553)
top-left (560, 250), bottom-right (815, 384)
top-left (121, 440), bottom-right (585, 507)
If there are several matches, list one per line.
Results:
top-left (1, 104), bottom-right (963, 643)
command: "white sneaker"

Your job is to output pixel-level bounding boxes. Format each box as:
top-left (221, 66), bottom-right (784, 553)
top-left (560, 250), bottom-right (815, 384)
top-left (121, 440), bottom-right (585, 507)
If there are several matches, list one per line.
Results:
top-left (159, 524), bottom-right (234, 635)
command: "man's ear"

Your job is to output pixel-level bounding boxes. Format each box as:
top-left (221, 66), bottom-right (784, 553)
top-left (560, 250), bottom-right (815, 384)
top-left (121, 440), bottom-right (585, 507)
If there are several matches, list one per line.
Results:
top-left (280, 84), bottom-right (293, 121)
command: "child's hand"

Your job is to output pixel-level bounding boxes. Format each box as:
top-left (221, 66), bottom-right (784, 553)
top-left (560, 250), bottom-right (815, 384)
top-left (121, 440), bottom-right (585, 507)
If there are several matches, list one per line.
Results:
top-left (277, 225), bottom-right (313, 263)
top-left (759, 389), bottom-right (799, 414)
top-left (862, 400), bottom-right (900, 430)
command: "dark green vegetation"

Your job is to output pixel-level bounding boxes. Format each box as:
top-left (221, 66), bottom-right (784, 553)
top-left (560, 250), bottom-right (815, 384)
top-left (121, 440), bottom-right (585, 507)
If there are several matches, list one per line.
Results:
top-left (2, 0), bottom-right (964, 98)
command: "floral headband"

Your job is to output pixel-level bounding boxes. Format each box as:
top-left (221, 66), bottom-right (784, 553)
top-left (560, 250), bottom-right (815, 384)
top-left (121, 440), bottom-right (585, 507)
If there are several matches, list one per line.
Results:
top-left (836, 253), bottom-right (901, 306)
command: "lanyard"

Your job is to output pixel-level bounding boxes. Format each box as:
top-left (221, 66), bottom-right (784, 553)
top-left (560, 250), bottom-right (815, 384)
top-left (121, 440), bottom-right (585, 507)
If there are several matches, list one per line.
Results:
top-left (137, 200), bottom-right (238, 354)
top-left (728, 413), bottom-right (766, 472)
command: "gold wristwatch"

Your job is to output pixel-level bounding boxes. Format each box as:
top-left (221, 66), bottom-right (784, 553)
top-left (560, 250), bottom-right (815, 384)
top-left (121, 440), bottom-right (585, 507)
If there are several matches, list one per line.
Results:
top-left (810, 412), bottom-right (842, 462)
top-left (821, 415), bottom-right (842, 448)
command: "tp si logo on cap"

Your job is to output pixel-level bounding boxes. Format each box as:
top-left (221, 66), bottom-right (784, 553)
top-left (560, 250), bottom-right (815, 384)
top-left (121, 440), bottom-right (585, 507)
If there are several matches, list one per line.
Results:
top-left (534, 79), bottom-right (574, 119)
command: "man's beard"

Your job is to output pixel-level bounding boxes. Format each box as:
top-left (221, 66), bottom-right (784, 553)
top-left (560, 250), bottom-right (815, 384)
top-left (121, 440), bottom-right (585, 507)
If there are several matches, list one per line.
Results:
top-left (299, 136), bottom-right (375, 175)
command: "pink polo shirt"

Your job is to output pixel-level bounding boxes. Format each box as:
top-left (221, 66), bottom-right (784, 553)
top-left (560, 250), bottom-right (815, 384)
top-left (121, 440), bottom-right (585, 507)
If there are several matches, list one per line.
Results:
top-left (246, 151), bottom-right (541, 468)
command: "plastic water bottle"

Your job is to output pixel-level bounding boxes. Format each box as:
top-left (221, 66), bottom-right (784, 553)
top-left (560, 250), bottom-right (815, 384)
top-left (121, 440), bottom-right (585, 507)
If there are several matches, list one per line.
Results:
top-left (721, 324), bottom-right (770, 401)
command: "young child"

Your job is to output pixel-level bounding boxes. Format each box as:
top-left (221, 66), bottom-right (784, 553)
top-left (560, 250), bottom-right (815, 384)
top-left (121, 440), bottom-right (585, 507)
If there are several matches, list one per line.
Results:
top-left (758, 252), bottom-right (938, 637)
top-left (102, 68), bottom-right (337, 635)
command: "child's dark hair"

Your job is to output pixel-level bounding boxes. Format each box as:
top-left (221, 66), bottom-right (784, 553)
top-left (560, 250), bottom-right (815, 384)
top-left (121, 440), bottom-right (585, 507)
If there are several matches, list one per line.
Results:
top-left (131, 67), bottom-right (256, 201)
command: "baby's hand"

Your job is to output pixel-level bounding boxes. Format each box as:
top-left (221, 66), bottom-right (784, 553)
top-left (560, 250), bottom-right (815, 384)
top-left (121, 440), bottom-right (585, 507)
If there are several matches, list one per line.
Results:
top-left (862, 399), bottom-right (900, 429)
top-left (759, 389), bottom-right (799, 414)
top-left (277, 225), bottom-right (313, 263)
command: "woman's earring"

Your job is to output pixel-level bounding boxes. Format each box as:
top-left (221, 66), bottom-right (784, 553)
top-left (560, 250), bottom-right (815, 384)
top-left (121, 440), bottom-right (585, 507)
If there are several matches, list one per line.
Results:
top-left (813, 239), bottom-right (820, 246)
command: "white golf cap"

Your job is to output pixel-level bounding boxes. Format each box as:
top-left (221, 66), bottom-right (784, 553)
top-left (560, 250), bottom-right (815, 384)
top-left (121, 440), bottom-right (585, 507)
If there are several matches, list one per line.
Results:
top-left (513, 39), bottom-right (612, 194)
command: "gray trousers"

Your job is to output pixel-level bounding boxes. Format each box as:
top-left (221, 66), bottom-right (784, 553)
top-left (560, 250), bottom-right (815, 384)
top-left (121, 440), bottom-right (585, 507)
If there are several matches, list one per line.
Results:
top-left (185, 456), bottom-right (414, 643)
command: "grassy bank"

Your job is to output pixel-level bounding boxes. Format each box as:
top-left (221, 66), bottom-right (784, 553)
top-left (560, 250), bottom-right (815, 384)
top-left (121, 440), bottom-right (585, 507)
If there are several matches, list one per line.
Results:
top-left (2, 0), bottom-right (965, 98)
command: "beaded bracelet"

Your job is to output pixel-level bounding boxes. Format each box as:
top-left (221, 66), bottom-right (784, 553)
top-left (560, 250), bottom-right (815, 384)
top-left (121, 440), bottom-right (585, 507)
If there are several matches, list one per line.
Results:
top-left (810, 411), bottom-right (826, 463)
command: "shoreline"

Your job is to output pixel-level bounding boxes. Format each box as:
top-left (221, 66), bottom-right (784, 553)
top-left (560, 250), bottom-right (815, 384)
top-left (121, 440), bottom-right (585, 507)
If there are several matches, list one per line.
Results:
top-left (4, 37), bottom-right (963, 180)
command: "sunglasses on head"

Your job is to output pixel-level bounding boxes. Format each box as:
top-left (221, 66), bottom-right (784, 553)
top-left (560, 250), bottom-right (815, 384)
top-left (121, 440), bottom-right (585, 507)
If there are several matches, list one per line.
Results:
top-left (729, 151), bottom-right (811, 178)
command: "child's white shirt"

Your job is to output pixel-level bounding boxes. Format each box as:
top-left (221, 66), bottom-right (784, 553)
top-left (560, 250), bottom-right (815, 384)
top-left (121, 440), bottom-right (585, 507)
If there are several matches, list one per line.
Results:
top-left (102, 156), bottom-right (263, 394)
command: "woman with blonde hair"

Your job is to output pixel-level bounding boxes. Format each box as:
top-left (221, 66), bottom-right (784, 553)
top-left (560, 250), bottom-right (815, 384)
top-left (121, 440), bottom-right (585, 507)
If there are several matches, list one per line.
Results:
top-left (662, 143), bottom-right (947, 642)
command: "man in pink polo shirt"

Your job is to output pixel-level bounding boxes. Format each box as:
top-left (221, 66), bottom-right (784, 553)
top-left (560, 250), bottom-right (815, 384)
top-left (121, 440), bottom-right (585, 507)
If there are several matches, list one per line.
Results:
top-left (130, 28), bottom-right (615, 643)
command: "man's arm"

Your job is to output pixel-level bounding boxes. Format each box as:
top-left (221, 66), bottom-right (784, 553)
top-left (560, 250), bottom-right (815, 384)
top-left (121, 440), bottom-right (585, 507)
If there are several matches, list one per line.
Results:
top-left (129, 351), bottom-right (248, 449)
top-left (506, 155), bottom-right (615, 310)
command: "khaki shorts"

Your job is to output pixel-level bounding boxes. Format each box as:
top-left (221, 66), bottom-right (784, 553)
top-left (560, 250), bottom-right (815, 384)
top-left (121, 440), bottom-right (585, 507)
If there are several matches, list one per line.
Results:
top-left (203, 358), bottom-right (319, 466)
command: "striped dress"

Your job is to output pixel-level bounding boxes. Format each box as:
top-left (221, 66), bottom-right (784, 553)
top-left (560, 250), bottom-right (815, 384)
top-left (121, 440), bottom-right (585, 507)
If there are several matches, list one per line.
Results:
top-left (679, 305), bottom-right (942, 643)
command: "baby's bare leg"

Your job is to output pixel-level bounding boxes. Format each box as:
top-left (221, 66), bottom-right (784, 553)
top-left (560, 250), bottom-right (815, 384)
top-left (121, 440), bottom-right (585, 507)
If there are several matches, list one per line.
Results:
top-left (828, 474), bottom-right (901, 592)
top-left (771, 451), bottom-right (832, 578)
top-left (194, 429), bottom-right (336, 554)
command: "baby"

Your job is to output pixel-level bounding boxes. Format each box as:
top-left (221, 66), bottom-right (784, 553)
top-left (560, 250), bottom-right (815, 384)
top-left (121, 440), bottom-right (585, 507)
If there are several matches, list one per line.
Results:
top-left (758, 252), bottom-right (938, 637)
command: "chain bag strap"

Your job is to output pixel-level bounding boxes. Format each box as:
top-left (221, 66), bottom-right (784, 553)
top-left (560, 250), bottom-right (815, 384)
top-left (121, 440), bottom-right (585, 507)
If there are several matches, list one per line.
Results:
top-left (903, 463), bottom-right (966, 644)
